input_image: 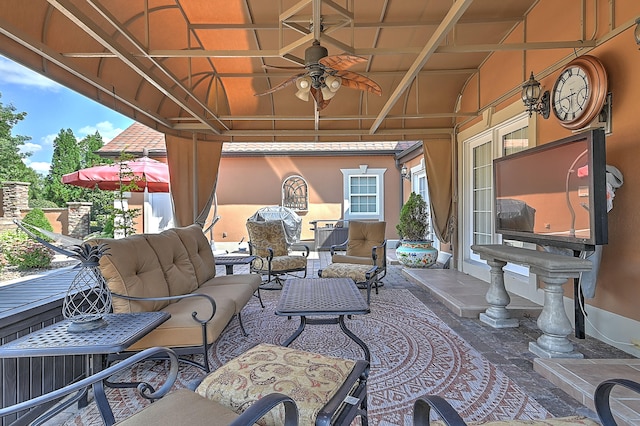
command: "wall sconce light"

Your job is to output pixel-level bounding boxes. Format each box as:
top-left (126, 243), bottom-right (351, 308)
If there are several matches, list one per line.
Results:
top-left (521, 72), bottom-right (550, 119)
top-left (400, 164), bottom-right (411, 181)
top-left (635, 18), bottom-right (640, 48)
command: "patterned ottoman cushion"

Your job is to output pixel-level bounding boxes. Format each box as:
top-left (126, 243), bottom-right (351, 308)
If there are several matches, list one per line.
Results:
top-left (196, 343), bottom-right (357, 426)
top-left (320, 263), bottom-right (373, 283)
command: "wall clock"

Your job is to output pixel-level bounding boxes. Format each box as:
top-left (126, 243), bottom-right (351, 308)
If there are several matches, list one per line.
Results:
top-left (551, 55), bottom-right (608, 130)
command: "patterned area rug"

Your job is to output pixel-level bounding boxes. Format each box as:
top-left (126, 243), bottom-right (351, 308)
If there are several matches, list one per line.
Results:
top-left (66, 289), bottom-right (550, 425)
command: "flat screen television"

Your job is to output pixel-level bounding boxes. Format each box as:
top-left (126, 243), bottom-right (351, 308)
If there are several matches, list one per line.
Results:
top-left (493, 128), bottom-right (607, 251)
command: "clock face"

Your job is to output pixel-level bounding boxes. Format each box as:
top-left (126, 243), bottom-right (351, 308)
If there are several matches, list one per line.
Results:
top-left (552, 66), bottom-right (590, 122)
top-left (550, 55), bottom-right (608, 130)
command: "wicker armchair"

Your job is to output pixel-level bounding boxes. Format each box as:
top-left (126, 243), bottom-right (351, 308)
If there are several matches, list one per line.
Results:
top-left (246, 220), bottom-right (309, 289)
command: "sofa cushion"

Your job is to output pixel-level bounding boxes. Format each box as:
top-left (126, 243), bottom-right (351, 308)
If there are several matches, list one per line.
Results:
top-left (173, 224), bottom-right (217, 285)
top-left (196, 343), bottom-right (357, 426)
top-left (91, 236), bottom-right (170, 313)
top-left (145, 230), bottom-right (198, 296)
top-left (197, 282), bottom-right (257, 315)
top-left (199, 273), bottom-right (261, 291)
top-left (127, 292), bottom-right (236, 350)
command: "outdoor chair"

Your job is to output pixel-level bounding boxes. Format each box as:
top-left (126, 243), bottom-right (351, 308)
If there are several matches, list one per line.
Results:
top-left (318, 220), bottom-right (386, 303)
top-left (246, 220), bottom-right (309, 289)
top-left (412, 378), bottom-right (640, 425)
top-left (0, 347), bottom-right (298, 426)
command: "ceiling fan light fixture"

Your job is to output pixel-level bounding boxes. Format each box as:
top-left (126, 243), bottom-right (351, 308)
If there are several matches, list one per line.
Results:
top-left (325, 75), bottom-right (342, 92)
top-left (321, 85), bottom-right (337, 100)
top-left (295, 77), bottom-right (312, 101)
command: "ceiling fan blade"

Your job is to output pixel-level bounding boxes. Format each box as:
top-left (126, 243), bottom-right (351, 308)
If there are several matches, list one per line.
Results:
top-left (310, 87), bottom-right (331, 111)
top-left (335, 70), bottom-right (382, 96)
top-left (254, 73), bottom-right (305, 96)
top-left (319, 54), bottom-right (367, 70)
top-left (262, 64), bottom-right (305, 71)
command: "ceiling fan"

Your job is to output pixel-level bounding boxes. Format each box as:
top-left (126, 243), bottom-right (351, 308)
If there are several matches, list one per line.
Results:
top-left (255, 40), bottom-right (382, 111)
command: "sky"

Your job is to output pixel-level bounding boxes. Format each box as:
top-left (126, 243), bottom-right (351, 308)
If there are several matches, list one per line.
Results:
top-left (0, 55), bottom-right (134, 174)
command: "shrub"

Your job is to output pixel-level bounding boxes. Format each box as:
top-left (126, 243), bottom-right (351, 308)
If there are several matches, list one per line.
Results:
top-left (22, 208), bottom-right (54, 241)
top-left (28, 199), bottom-right (59, 209)
top-left (396, 192), bottom-right (430, 241)
top-left (0, 230), bottom-right (54, 270)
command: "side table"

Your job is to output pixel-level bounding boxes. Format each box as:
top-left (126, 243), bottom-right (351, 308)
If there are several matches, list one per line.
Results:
top-left (0, 312), bottom-right (169, 421)
top-left (215, 254), bottom-right (256, 275)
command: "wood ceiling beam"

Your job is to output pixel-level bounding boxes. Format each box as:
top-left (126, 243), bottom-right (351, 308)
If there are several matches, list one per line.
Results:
top-left (188, 17), bottom-right (521, 31)
top-left (206, 112), bottom-right (477, 121)
top-left (370, 0), bottom-right (475, 134)
top-left (120, 39), bottom-right (594, 59)
top-left (170, 125), bottom-right (454, 136)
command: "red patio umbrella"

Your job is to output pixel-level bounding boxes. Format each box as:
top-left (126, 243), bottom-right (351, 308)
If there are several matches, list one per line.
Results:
top-left (62, 156), bottom-right (170, 193)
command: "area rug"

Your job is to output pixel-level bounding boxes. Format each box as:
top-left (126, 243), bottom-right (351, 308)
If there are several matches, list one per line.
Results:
top-left (65, 289), bottom-right (550, 425)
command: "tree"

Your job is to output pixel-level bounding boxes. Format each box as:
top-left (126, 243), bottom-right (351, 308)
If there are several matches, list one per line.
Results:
top-left (77, 132), bottom-right (114, 232)
top-left (44, 128), bottom-right (83, 206)
top-left (0, 94), bottom-right (42, 197)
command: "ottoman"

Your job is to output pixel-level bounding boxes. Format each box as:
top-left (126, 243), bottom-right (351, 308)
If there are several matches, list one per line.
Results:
top-left (196, 343), bottom-right (369, 426)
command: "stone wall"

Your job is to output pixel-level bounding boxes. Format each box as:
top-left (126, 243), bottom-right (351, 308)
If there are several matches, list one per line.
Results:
top-left (0, 182), bottom-right (92, 238)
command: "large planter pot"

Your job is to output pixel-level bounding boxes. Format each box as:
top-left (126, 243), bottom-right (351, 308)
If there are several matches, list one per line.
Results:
top-left (396, 240), bottom-right (438, 268)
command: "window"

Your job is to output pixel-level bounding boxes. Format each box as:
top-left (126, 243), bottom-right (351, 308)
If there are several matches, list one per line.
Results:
top-left (341, 166), bottom-right (385, 221)
top-left (463, 114), bottom-right (530, 268)
top-left (350, 176), bottom-right (377, 213)
top-left (282, 175), bottom-right (308, 211)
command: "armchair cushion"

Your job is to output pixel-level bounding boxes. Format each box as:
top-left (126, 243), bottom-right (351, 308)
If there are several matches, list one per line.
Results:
top-left (246, 220), bottom-right (289, 257)
top-left (348, 221), bottom-right (386, 264)
top-left (196, 343), bottom-right (358, 426)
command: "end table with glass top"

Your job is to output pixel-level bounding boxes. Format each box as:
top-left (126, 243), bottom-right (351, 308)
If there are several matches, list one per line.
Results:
top-left (275, 277), bottom-right (371, 362)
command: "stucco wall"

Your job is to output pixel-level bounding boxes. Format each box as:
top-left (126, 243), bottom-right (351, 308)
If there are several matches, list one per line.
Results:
top-left (457, 1), bottom-right (640, 323)
top-left (213, 155), bottom-right (402, 244)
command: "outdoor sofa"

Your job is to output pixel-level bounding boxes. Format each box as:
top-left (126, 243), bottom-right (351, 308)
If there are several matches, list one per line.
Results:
top-left (90, 224), bottom-right (262, 371)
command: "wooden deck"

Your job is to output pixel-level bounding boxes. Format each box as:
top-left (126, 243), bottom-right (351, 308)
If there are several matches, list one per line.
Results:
top-left (0, 268), bottom-right (77, 322)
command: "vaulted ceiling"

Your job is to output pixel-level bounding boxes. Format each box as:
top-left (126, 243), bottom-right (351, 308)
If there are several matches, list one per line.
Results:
top-left (0, 0), bottom-right (578, 143)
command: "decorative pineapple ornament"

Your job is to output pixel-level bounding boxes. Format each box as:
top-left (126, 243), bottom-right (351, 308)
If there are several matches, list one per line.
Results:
top-left (63, 243), bottom-right (112, 332)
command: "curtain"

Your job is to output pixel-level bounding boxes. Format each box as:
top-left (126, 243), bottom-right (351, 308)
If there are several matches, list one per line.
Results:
top-left (423, 139), bottom-right (454, 243)
top-left (165, 134), bottom-right (223, 227)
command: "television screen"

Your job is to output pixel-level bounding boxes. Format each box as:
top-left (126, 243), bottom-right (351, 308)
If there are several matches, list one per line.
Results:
top-left (493, 128), bottom-right (607, 251)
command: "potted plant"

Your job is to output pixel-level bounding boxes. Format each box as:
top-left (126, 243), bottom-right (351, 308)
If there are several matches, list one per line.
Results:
top-left (395, 192), bottom-right (438, 268)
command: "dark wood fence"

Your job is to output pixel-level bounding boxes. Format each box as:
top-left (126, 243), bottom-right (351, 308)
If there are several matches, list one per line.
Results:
top-left (0, 269), bottom-right (84, 426)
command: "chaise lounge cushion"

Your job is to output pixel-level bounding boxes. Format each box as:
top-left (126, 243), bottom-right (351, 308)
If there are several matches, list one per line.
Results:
top-left (196, 343), bottom-right (357, 426)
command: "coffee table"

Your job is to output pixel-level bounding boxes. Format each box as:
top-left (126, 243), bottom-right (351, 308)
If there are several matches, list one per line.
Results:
top-left (275, 277), bottom-right (371, 362)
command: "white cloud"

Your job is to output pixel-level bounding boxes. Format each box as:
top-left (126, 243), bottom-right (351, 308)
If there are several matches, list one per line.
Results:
top-left (25, 160), bottom-right (51, 174)
top-left (18, 142), bottom-right (43, 155)
top-left (78, 121), bottom-right (123, 142)
top-left (0, 57), bottom-right (61, 91)
top-left (42, 134), bottom-right (58, 146)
